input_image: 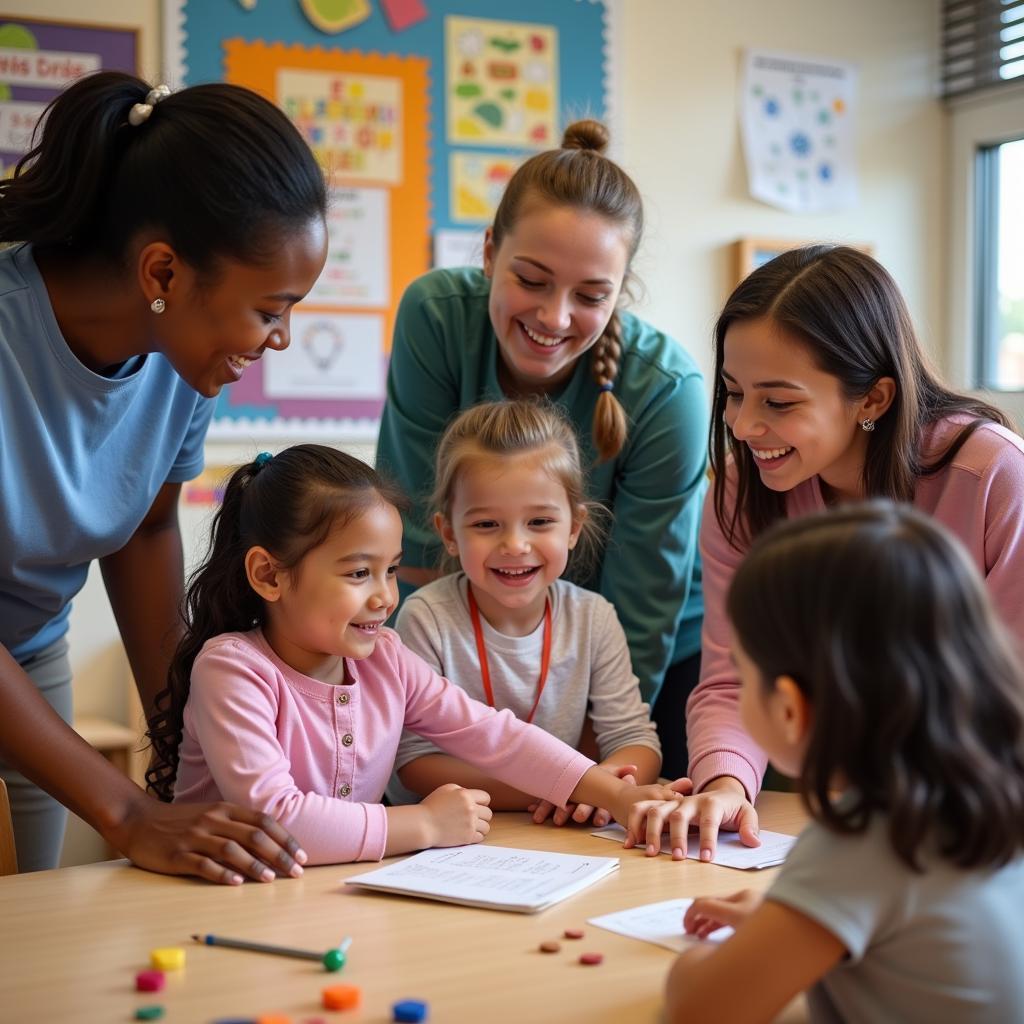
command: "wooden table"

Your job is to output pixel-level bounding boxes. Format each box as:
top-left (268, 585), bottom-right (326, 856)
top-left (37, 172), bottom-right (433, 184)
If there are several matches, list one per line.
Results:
top-left (0, 792), bottom-right (807, 1023)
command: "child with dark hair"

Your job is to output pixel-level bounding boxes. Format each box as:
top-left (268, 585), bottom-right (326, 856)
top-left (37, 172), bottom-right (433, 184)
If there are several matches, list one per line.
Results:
top-left (659, 503), bottom-right (1024, 1022)
top-left (150, 445), bottom-right (688, 864)
top-left (0, 70), bottom-right (329, 878)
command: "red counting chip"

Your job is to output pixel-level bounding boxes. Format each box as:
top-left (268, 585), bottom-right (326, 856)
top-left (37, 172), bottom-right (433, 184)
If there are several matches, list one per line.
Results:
top-left (579, 952), bottom-right (604, 966)
top-left (563, 928), bottom-right (584, 939)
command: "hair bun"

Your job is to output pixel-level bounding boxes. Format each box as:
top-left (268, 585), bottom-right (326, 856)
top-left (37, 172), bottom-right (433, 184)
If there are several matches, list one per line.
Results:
top-left (561, 119), bottom-right (610, 155)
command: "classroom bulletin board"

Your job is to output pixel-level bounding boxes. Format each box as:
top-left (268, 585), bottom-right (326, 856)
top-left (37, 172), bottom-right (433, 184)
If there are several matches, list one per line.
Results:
top-left (0, 15), bottom-right (138, 175)
top-left (166, 0), bottom-right (612, 440)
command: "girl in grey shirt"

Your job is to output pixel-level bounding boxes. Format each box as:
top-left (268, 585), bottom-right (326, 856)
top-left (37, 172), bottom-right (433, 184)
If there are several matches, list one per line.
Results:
top-left (658, 503), bottom-right (1024, 1023)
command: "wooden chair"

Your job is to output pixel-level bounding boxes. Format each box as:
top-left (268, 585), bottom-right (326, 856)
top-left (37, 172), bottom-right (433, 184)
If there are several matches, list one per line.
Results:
top-left (0, 777), bottom-right (17, 875)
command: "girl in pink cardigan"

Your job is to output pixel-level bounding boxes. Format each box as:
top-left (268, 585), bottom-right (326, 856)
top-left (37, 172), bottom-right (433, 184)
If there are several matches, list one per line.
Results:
top-left (678, 245), bottom-right (1024, 861)
top-left (147, 445), bottom-right (686, 864)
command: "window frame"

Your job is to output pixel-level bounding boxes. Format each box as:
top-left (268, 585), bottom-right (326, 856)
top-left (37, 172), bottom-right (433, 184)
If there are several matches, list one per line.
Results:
top-left (946, 79), bottom-right (1024, 420)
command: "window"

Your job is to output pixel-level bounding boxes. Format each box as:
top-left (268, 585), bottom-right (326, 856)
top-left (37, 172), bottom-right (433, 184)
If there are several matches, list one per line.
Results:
top-left (976, 137), bottom-right (1024, 389)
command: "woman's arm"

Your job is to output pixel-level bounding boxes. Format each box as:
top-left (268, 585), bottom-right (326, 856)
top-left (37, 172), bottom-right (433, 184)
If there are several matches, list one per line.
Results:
top-left (0, 644), bottom-right (305, 883)
top-left (99, 481), bottom-right (186, 718)
top-left (595, 368), bottom-right (709, 706)
top-left (685, 485), bottom-right (768, 799)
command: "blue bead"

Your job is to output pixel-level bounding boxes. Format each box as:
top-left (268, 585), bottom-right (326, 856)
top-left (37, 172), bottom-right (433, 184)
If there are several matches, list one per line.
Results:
top-left (393, 999), bottom-right (428, 1022)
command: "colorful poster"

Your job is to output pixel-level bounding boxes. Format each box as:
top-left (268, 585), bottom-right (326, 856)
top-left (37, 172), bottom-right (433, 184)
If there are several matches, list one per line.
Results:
top-left (308, 186), bottom-right (390, 307)
top-left (741, 49), bottom-right (858, 214)
top-left (263, 311), bottom-right (384, 400)
top-left (0, 18), bottom-right (137, 175)
top-left (279, 67), bottom-right (402, 184)
top-left (218, 40), bottom-right (429, 434)
top-left (446, 15), bottom-right (557, 148)
top-left (450, 151), bottom-right (520, 223)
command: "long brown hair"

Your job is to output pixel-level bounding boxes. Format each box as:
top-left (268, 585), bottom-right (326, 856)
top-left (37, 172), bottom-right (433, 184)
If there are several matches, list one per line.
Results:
top-left (146, 445), bottom-right (405, 801)
top-left (490, 119), bottom-right (643, 462)
top-left (711, 245), bottom-right (1013, 547)
top-left (727, 502), bottom-right (1024, 870)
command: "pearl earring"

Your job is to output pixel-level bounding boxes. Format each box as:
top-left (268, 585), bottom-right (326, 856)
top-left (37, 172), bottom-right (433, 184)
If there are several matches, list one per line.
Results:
top-left (860, 418), bottom-right (875, 432)
top-left (150, 298), bottom-right (166, 314)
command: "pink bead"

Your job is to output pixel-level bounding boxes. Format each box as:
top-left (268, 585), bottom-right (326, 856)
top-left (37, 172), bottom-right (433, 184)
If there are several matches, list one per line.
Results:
top-left (135, 970), bottom-right (165, 992)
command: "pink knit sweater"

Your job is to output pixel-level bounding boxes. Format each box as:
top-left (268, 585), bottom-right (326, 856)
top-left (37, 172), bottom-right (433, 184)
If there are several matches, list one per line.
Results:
top-left (174, 628), bottom-right (593, 863)
top-left (688, 416), bottom-right (1024, 799)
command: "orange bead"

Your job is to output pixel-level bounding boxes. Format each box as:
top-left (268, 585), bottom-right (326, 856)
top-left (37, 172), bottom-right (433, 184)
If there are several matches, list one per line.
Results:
top-left (322, 984), bottom-right (362, 1010)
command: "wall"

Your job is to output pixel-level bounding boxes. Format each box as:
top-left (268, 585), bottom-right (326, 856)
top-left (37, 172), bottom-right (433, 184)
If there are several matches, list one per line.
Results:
top-left (617, 0), bottom-right (945, 382)
top-left (4, 0), bottom-right (945, 863)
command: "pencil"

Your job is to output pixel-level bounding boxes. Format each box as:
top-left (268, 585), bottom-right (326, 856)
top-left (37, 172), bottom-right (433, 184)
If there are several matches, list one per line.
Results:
top-left (192, 933), bottom-right (352, 971)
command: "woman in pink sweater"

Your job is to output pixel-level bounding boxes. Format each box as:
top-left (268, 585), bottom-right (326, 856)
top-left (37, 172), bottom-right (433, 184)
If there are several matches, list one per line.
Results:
top-left (147, 445), bottom-right (687, 864)
top-left (679, 245), bottom-right (1024, 860)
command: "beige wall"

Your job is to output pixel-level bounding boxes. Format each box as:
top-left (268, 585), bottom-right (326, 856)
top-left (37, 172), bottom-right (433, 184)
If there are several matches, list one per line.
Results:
top-left (5, 1), bottom-right (945, 863)
top-left (618, 0), bottom-right (945, 381)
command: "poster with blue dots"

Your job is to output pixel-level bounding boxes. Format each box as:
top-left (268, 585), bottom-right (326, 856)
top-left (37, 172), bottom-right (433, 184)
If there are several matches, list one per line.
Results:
top-left (741, 50), bottom-right (857, 213)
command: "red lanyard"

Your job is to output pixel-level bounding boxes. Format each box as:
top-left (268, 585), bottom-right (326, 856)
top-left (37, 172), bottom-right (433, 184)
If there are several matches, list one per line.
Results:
top-left (467, 586), bottom-right (552, 725)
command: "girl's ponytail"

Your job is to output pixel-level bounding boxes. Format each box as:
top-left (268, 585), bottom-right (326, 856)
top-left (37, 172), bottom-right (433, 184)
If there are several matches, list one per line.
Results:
top-left (146, 461), bottom-right (265, 801)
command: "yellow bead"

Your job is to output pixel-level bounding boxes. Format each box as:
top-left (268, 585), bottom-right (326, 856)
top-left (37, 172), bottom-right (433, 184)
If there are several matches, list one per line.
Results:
top-left (149, 947), bottom-right (185, 971)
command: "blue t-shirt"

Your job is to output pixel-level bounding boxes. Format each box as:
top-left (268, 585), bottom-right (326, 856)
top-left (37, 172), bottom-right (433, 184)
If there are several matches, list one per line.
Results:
top-left (0, 244), bottom-right (214, 660)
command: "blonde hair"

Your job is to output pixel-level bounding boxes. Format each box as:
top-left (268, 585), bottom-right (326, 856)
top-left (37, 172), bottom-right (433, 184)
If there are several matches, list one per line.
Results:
top-left (432, 399), bottom-right (605, 572)
top-left (491, 119), bottom-right (642, 462)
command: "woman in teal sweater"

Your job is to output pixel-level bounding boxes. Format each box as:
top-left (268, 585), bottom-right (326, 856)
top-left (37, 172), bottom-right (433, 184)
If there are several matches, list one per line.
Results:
top-left (376, 120), bottom-right (707, 778)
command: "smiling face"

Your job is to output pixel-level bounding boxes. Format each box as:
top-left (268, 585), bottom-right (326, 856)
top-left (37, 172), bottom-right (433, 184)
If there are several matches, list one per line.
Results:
top-left (483, 203), bottom-right (630, 394)
top-left (150, 216), bottom-right (328, 398)
top-left (722, 316), bottom-right (877, 503)
top-left (438, 449), bottom-right (583, 636)
top-left (254, 497), bottom-right (403, 679)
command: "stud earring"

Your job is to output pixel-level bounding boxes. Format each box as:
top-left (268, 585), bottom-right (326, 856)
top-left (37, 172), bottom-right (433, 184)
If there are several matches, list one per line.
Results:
top-left (150, 298), bottom-right (166, 314)
top-left (860, 418), bottom-right (875, 432)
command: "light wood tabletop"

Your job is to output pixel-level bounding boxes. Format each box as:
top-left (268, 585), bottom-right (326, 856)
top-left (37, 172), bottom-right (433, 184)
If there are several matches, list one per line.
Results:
top-left (0, 791), bottom-right (808, 1023)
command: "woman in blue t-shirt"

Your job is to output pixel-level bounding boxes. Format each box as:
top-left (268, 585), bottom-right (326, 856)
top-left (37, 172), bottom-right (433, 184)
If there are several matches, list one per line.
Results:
top-left (0, 71), bottom-right (327, 877)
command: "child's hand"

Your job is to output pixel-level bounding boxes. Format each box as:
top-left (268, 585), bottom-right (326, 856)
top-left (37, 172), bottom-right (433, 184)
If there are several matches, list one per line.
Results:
top-left (529, 763), bottom-right (639, 828)
top-left (683, 890), bottom-right (763, 938)
top-left (611, 776), bottom-right (692, 840)
top-left (421, 783), bottom-right (493, 847)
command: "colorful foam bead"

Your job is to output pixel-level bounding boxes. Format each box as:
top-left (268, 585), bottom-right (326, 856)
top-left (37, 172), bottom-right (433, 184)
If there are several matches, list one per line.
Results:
top-left (149, 946), bottom-right (185, 971)
top-left (135, 969), bottom-right (165, 992)
top-left (322, 984), bottom-right (362, 1010)
top-left (392, 999), bottom-right (428, 1022)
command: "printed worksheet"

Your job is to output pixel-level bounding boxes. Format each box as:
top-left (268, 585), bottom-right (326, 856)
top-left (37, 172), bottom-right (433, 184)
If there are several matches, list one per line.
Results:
top-left (589, 898), bottom-right (733, 953)
top-left (345, 845), bottom-right (619, 913)
top-left (590, 824), bottom-right (796, 869)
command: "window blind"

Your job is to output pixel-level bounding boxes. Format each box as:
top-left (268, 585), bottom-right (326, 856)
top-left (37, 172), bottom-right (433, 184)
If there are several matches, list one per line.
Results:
top-left (943, 0), bottom-right (1024, 97)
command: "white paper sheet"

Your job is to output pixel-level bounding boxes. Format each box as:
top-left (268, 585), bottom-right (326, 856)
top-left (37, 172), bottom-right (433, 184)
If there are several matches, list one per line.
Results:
top-left (345, 844), bottom-right (619, 913)
top-left (590, 824), bottom-right (796, 870)
top-left (588, 898), bottom-right (733, 953)
top-left (589, 897), bottom-right (733, 950)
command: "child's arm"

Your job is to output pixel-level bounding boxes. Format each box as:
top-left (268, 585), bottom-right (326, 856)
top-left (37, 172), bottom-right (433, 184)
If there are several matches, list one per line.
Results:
top-left (397, 754), bottom-right (535, 809)
top-left (665, 898), bottom-right (845, 1023)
